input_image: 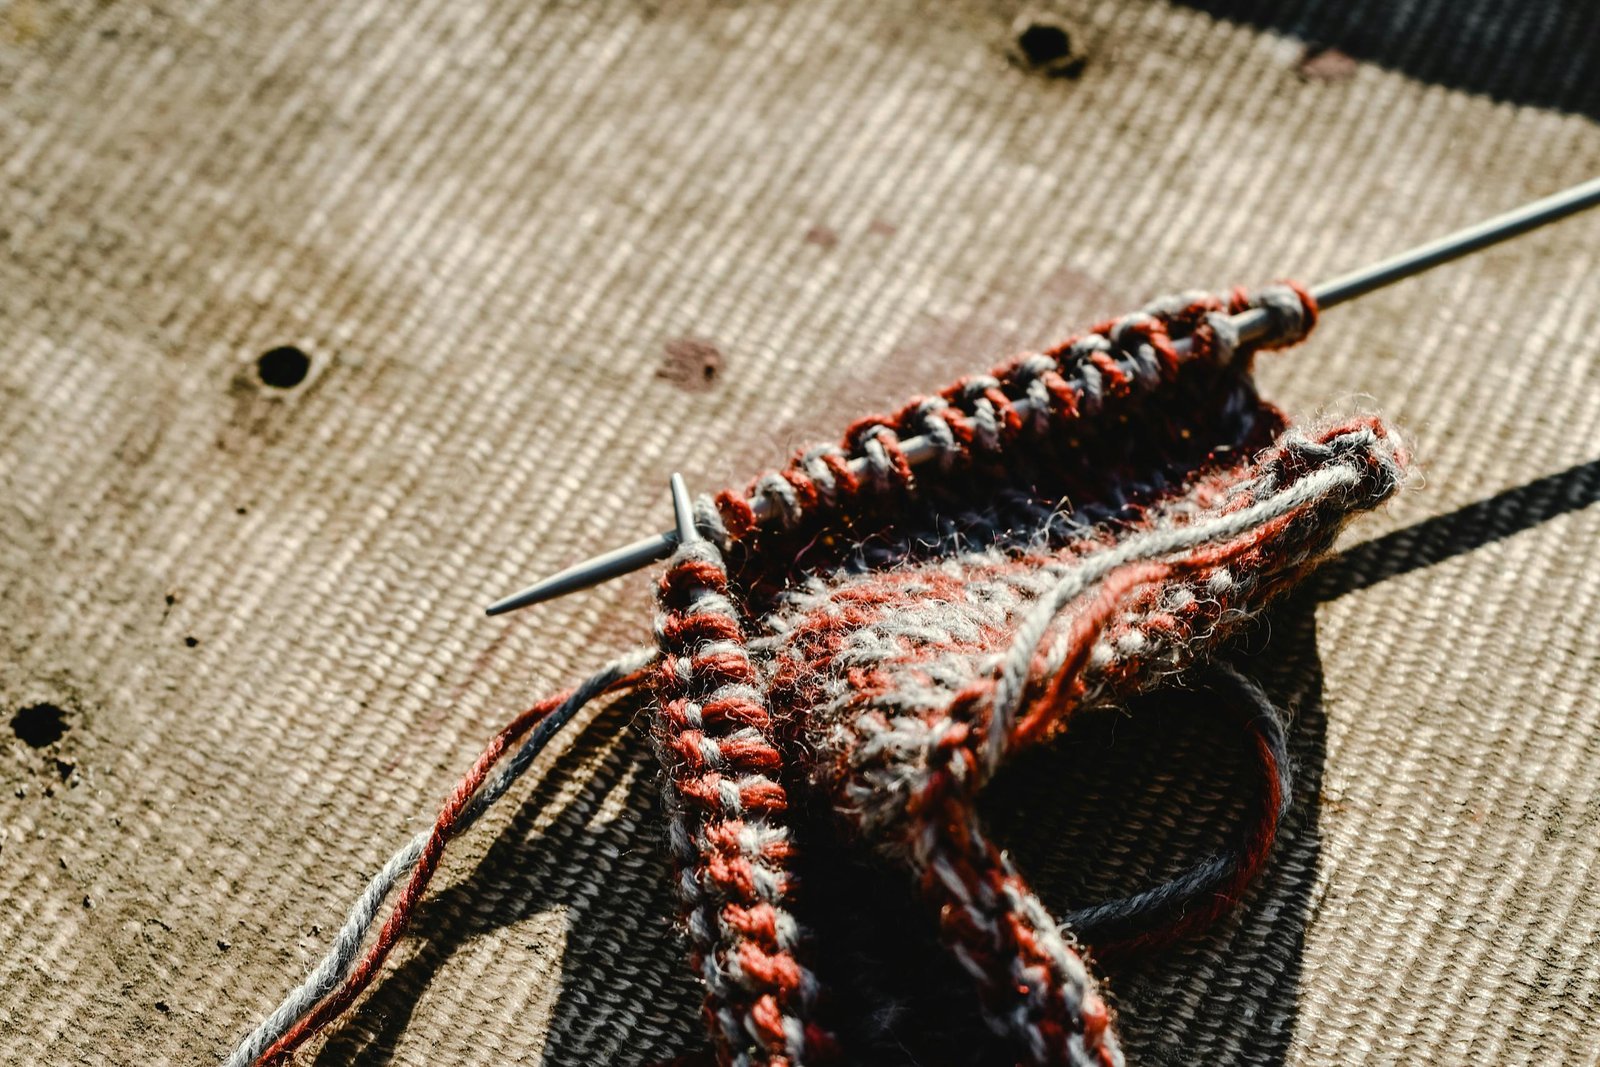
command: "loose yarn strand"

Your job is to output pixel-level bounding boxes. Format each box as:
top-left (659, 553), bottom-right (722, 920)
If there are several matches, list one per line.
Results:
top-left (222, 830), bottom-right (431, 1067)
top-left (1061, 662), bottom-right (1295, 956)
top-left (225, 647), bottom-right (656, 1067)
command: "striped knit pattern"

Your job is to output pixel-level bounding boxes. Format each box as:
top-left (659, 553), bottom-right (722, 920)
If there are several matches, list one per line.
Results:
top-left (652, 539), bottom-right (831, 1067)
top-left (741, 419), bottom-right (1403, 1064)
top-left (642, 285), bottom-right (1408, 1065)
top-left (759, 417), bottom-right (1405, 830)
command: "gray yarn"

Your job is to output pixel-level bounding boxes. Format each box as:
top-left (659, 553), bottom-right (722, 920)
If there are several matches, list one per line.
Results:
top-left (465, 646), bottom-right (657, 824)
top-left (1060, 663), bottom-right (1292, 940)
top-left (222, 830), bottom-right (431, 1067)
top-left (223, 646), bottom-right (657, 1066)
top-left (1253, 284), bottom-right (1311, 342)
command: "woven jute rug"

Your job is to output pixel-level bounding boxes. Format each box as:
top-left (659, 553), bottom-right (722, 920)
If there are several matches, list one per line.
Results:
top-left (3, 1), bottom-right (1598, 1063)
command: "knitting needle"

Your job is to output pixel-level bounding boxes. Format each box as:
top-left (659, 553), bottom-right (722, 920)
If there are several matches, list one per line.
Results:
top-left (486, 175), bottom-right (1600, 617)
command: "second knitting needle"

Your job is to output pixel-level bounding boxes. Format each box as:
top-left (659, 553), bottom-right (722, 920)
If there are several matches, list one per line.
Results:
top-left (486, 175), bottom-right (1600, 617)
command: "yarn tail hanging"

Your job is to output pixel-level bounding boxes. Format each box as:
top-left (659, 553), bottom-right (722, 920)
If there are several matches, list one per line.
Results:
top-left (1060, 663), bottom-right (1294, 960)
top-left (224, 650), bottom-right (655, 1067)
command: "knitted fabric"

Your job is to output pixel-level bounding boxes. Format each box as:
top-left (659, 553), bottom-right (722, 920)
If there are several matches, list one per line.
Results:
top-left (224, 283), bottom-right (1409, 1066)
top-left (641, 284), bottom-right (1407, 1065)
top-left (653, 543), bottom-right (831, 1066)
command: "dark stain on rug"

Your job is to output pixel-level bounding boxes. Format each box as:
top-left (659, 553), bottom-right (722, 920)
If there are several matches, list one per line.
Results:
top-left (659, 336), bottom-right (726, 393)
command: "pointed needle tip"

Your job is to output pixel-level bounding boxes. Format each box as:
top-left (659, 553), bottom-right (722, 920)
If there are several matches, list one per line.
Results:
top-left (484, 586), bottom-right (546, 616)
top-left (484, 531), bottom-right (681, 617)
top-left (669, 472), bottom-right (698, 545)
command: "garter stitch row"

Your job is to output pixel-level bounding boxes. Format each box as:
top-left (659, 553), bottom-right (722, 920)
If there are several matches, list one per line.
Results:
top-left (653, 539), bottom-right (832, 1066)
top-left (696, 283), bottom-right (1316, 595)
top-left (225, 282), bottom-right (1409, 1067)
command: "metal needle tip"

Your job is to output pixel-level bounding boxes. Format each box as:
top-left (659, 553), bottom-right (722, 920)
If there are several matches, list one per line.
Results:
top-left (484, 530), bottom-right (677, 615)
top-left (669, 472), bottom-right (699, 545)
top-left (482, 475), bottom-right (701, 615)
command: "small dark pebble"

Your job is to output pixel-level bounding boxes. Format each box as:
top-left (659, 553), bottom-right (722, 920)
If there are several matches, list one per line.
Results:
top-left (184, 636), bottom-right (199, 648)
top-left (154, 1000), bottom-right (170, 1014)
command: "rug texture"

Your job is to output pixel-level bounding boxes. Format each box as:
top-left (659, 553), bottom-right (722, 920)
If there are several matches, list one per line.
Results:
top-left (2, 1), bottom-right (1598, 1064)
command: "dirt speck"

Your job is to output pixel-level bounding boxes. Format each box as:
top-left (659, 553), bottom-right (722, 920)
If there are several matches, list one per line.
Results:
top-left (10, 703), bottom-right (69, 748)
top-left (183, 636), bottom-right (199, 648)
top-left (1297, 44), bottom-right (1358, 82)
top-left (154, 1000), bottom-right (169, 1014)
top-left (804, 224), bottom-right (840, 250)
top-left (867, 218), bottom-right (897, 237)
top-left (658, 337), bottom-right (725, 393)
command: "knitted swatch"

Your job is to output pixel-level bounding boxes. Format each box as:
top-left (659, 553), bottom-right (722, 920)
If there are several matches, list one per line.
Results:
top-left (226, 284), bottom-right (1409, 1066)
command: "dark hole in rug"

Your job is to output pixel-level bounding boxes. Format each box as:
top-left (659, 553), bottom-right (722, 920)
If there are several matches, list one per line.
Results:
top-left (257, 345), bottom-right (311, 389)
top-left (11, 703), bottom-right (69, 748)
